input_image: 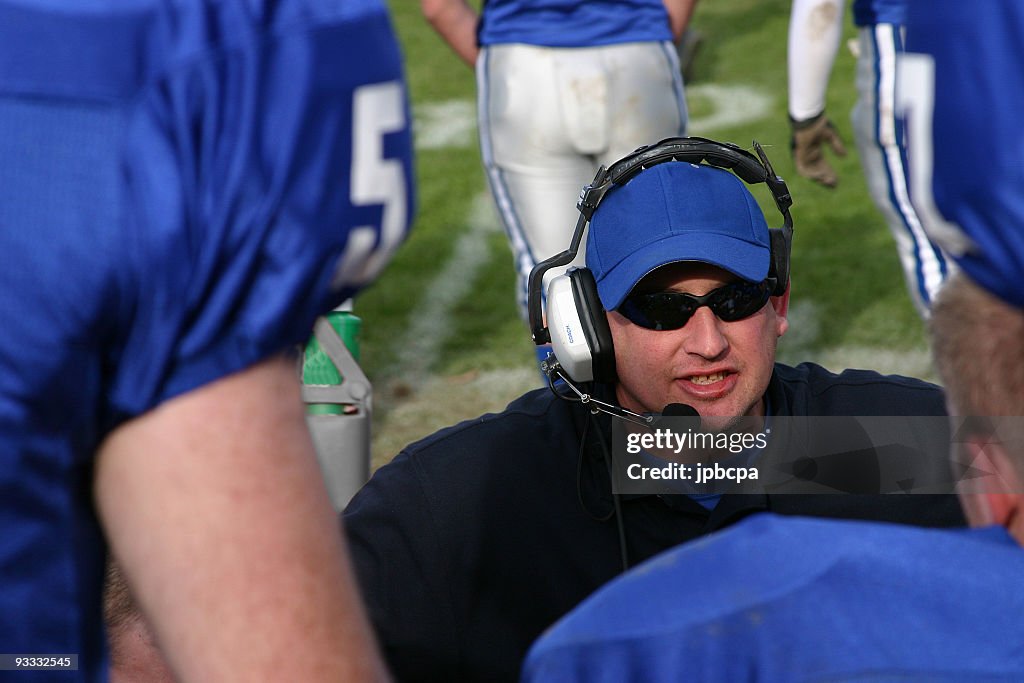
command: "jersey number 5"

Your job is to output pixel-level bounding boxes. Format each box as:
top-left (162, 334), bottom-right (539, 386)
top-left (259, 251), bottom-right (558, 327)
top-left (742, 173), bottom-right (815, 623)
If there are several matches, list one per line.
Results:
top-left (332, 80), bottom-right (409, 291)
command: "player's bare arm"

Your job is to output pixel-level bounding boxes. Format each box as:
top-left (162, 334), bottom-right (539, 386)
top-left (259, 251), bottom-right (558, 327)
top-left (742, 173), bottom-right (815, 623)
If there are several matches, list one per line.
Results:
top-left (422, 0), bottom-right (480, 67)
top-left (663, 0), bottom-right (699, 42)
top-left (95, 355), bottom-right (388, 682)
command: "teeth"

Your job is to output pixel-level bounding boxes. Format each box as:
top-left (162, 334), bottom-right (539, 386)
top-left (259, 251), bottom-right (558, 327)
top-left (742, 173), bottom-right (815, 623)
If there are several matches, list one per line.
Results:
top-left (690, 372), bottom-right (725, 386)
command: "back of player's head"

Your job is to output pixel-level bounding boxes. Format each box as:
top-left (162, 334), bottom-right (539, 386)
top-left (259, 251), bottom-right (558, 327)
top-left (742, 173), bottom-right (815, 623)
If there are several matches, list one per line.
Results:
top-left (931, 272), bottom-right (1024, 474)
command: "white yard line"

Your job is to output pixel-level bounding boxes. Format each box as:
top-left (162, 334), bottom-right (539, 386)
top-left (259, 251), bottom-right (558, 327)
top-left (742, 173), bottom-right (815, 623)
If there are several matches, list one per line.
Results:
top-left (413, 83), bottom-right (776, 151)
top-left (389, 192), bottom-right (500, 387)
top-left (414, 100), bottom-right (477, 150)
top-left (687, 83), bottom-right (775, 134)
top-left (685, 84), bottom-right (775, 134)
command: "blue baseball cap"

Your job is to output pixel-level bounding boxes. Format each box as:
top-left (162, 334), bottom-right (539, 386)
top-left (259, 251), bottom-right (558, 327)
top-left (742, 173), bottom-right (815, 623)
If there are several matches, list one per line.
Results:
top-left (585, 162), bottom-right (772, 310)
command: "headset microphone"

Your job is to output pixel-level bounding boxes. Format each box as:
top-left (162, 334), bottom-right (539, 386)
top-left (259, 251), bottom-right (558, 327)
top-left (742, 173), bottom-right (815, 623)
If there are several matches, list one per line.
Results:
top-left (542, 361), bottom-right (705, 429)
top-left (652, 403), bottom-right (700, 430)
top-left (662, 403), bottom-right (699, 418)
top-left (541, 354), bottom-right (652, 427)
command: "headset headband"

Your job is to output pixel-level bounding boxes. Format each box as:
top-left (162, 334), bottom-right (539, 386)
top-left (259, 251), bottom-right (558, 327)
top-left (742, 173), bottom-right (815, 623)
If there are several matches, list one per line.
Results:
top-left (527, 136), bottom-right (793, 345)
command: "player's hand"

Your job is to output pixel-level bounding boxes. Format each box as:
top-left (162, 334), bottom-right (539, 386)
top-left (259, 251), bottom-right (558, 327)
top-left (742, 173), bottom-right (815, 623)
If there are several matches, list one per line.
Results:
top-left (790, 111), bottom-right (847, 188)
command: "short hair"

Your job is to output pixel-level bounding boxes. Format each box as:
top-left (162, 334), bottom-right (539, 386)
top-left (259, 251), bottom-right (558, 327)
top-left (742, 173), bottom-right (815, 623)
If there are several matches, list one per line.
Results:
top-left (103, 561), bottom-right (141, 664)
top-left (930, 272), bottom-right (1024, 474)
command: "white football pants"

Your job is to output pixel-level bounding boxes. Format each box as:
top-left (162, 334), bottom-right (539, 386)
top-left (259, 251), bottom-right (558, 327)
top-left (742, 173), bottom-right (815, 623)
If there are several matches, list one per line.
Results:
top-left (477, 41), bottom-right (688, 318)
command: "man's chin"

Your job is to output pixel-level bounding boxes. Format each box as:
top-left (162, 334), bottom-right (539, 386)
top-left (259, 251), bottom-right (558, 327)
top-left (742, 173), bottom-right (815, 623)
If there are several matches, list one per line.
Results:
top-left (700, 414), bottom-right (744, 432)
top-left (692, 402), bottom-right (761, 433)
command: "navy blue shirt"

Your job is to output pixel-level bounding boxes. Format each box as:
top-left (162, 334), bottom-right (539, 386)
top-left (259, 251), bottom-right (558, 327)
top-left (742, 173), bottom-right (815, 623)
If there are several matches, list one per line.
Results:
top-left (345, 363), bottom-right (965, 682)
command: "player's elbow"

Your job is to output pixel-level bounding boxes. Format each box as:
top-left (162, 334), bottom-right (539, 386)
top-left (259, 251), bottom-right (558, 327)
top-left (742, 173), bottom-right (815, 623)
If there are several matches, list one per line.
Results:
top-left (420, 0), bottom-right (450, 25)
top-left (418, 0), bottom-right (478, 65)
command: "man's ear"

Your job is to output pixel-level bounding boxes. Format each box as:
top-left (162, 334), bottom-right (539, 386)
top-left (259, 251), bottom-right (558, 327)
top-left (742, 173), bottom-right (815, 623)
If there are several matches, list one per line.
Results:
top-left (956, 436), bottom-right (1024, 528)
top-left (771, 280), bottom-right (791, 338)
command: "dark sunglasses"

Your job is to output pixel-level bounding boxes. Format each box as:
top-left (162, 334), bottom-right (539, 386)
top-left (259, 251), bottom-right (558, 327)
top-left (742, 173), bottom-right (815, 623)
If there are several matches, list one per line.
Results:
top-left (619, 278), bottom-right (776, 331)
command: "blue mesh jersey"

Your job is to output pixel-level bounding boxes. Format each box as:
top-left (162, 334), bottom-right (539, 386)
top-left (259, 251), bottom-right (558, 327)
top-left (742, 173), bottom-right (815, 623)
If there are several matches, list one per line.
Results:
top-left (524, 514), bottom-right (1024, 683)
top-left (478, 0), bottom-right (673, 47)
top-left (904, 1), bottom-right (1024, 308)
top-left (852, 0), bottom-right (905, 26)
top-left (0, 1), bottom-right (413, 679)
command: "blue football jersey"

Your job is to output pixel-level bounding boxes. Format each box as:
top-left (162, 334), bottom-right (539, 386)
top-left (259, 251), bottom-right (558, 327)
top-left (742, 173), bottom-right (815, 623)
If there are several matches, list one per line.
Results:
top-left (478, 0), bottom-right (673, 47)
top-left (903, 0), bottom-right (1024, 307)
top-left (852, 0), bottom-right (905, 27)
top-left (524, 515), bottom-right (1024, 683)
top-left (0, 1), bottom-right (414, 679)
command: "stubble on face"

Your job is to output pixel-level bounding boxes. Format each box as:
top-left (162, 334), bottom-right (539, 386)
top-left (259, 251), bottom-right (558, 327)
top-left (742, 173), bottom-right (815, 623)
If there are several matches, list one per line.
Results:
top-left (608, 263), bottom-right (788, 430)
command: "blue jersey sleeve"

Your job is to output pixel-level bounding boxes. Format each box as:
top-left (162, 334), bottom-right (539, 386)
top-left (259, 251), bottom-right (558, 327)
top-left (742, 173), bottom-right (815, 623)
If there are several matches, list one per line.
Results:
top-left (904, 1), bottom-right (1024, 307)
top-left (112, 1), bottom-right (415, 416)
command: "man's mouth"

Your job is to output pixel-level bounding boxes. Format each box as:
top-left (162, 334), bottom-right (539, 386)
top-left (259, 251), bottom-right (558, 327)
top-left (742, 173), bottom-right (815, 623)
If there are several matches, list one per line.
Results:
top-left (688, 371), bottom-right (727, 386)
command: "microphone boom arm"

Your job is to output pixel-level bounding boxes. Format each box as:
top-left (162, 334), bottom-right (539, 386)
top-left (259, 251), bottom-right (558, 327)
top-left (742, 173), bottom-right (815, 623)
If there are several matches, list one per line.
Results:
top-left (543, 356), bottom-right (653, 427)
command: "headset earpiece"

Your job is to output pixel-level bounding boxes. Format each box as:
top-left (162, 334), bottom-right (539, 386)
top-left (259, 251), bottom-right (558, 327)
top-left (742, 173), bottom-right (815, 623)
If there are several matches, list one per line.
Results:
top-left (545, 269), bottom-right (616, 383)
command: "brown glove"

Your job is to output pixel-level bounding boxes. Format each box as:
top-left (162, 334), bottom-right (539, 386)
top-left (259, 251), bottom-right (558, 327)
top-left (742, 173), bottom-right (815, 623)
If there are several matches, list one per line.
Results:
top-left (790, 112), bottom-right (847, 188)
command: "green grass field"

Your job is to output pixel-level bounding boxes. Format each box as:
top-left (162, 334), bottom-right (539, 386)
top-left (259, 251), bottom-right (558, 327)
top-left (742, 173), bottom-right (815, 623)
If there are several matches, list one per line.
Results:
top-left (360, 0), bottom-right (933, 464)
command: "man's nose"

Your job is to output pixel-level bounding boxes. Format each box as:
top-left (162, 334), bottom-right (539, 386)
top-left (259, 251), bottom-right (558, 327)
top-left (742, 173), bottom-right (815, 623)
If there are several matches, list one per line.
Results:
top-left (681, 306), bottom-right (729, 359)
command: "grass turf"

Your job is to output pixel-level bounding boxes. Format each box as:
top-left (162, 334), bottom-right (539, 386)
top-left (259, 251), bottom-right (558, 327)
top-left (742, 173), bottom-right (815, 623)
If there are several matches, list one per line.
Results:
top-left (356, 0), bottom-right (932, 460)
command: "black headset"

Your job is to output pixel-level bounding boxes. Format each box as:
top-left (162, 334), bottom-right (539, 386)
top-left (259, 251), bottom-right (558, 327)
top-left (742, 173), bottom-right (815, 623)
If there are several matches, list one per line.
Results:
top-left (527, 136), bottom-right (794, 386)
